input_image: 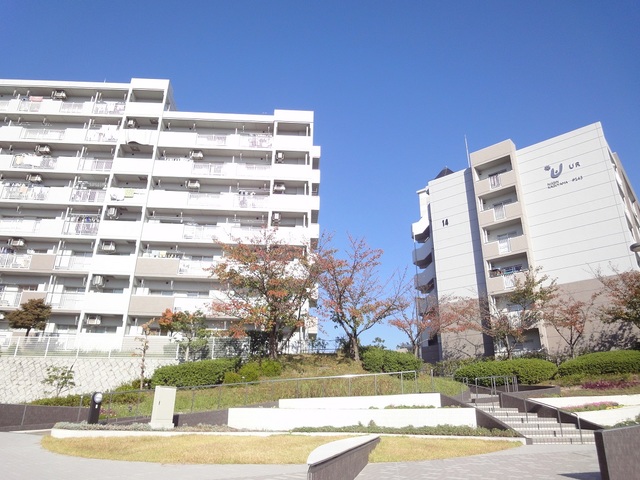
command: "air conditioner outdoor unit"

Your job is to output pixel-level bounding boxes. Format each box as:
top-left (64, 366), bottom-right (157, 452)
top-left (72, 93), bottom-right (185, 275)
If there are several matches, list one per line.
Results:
top-left (34, 144), bottom-right (51, 155)
top-left (186, 180), bottom-right (200, 190)
top-left (92, 275), bottom-right (105, 287)
top-left (126, 119), bottom-right (139, 129)
top-left (272, 212), bottom-right (281, 224)
top-left (100, 241), bottom-right (116, 252)
top-left (51, 90), bottom-right (67, 100)
top-left (273, 183), bottom-right (286, 194)
top-left (106, 207), bottom-right (119, 218)
top-left (189, 150), bottom-right (204, 160)
top-left (275, 152), bottom-right (285, 163)
top-left (86, 315), bottom-right (102, 325)
top-left (9, 238), bottom-right (26, 247)
top-left (27, 174), bottom-right (43, 183)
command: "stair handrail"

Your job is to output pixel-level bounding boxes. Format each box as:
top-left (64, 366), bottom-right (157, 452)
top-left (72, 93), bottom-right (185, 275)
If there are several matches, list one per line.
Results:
top-left (523, 398), bottom-right (585, 444)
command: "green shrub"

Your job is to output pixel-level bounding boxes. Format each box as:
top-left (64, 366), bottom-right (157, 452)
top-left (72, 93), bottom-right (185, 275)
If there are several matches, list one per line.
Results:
top-left (453, 359), bottom-right (557, 385)
top-left (223, 371), bottom-right (243, 384)
top-left (237, 362), bottom-right (261, 382)
top-left (151, 358), bottom-right (239, 387)
top-left (557, 350), bottom-right (640, 377)
top-left (361, 349), bottom-right (422, 377)
top-left (30, 393), bottom-right (90, 407)
top-left (260, 359), bottom-right (282, 377)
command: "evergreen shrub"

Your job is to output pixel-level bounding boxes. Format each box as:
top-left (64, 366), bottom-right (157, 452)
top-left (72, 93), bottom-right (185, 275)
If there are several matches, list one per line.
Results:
top-left (150, 358), bottom-right (239, 387)
top-left (557, 350), bottom-right (640, 377)
top-left (453, 359), bottom-right (557, 385)
top-left (361, 349), bottom-right (422, 377)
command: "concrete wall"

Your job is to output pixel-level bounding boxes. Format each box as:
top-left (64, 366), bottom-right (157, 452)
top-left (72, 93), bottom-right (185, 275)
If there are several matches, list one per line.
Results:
top-left (228, 406), bottom-right (477, 430)
top-left (278, 393), bottom-right (441, 409)
top-left (595, 424), bottom-right (640, 480)
top-left (0, 357), bottom-right (177, 404)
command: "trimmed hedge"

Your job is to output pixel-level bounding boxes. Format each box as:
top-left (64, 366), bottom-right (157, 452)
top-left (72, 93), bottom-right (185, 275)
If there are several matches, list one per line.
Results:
top-left (557, 350), bottom-right (640, 377)
top-left (151, 358), bottom-right (240, 387)
top-left (361, 349), bottom-right (422, 377)
top-left (453, 359), bottom-right (557, 386)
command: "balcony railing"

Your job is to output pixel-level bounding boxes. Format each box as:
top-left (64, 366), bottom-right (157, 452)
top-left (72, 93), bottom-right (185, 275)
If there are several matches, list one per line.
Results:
top-left (0, 184), bottom-right (48, 201)
top-left (21, 128), bottom-right (65, 140)
top-left (11, 154), bottom-right (57, 169)
top-left (70, 189), bottom-right (106, 203)
top-left (0, 253), bottom-right (32, 269)
top-left (77, 158), bottom-right (113, 172)
top-left (62, 216), bottom-right (100, 236)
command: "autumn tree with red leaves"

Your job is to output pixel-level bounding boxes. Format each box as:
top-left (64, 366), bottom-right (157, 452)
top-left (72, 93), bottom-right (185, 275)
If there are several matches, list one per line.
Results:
top-left (156, 308), bottom-right (210, 361)
top-left (388, 293), bottom-right (458, 358)
top-left (596, 269), bottom-right (640, 329)
top-left (317, 235), bottom-right (409, 361)
top-left (545, 296), bottom-right (594, 358)
top-left (210, 228), bottom-right (320, 360)
top-left (434, 268), bottom-right (558, 359)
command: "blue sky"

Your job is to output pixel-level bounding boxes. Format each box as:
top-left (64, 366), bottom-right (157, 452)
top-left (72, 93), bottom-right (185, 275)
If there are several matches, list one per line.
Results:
top-left (4, 0), bottom-right (639, 349)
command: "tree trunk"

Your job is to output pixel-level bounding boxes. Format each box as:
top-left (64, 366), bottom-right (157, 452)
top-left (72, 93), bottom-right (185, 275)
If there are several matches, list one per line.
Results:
top-left (351, 334), bottom-right (360, 362)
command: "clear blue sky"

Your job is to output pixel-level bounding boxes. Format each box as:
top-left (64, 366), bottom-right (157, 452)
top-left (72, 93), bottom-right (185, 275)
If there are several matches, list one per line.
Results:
top-left (4, 0), bottom-right (639, 349)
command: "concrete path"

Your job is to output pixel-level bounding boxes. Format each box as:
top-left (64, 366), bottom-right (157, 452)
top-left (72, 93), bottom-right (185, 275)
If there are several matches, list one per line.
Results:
top-left (0, 431), bottom-right (601, 480)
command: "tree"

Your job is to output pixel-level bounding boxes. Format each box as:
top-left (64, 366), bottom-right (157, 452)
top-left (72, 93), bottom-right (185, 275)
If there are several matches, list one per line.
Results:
top-left (6, 298), bottom-right (52, 336)
top-left (389, 294), bottom-right (431, 358)
top-left (135, 319), bottom-right (156, 389)
top-left (442, 268), bottom-right (558, 359)
top-left (545, 296), bottom-right (594, 358)
top-left (210, 228), bottom-right (320, 360)
top-left (596, 269), bottom-right (640, 328)
top-left (483, 268), bottom-right (557, 359)
top-left (317, 234), bottom-right (409, 361)
top-left (42, 364), bottom-right (76, 397)
top-left (157, 309), bottom-right (210, 362)
top-left (389, 292), bottom-right (473, 358)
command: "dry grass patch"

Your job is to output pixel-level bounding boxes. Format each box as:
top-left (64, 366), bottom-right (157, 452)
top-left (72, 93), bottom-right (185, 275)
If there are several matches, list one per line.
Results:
top-left (372, 437), bottom-right (520, 462)
top-left (42, 434), bottom-right (520, 464)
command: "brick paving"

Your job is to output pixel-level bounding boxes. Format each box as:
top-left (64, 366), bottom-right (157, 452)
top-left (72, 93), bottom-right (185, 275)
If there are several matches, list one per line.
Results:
top-left (1, 432), bottom-right (600, 480)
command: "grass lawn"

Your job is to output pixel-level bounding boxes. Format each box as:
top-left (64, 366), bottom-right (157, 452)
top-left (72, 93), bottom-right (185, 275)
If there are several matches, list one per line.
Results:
top-left (41, 434), bottom-right (521, 464)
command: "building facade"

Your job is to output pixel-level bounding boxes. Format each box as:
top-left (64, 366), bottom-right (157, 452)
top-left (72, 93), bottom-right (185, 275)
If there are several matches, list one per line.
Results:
top-left (0, 78), bottom-right (321, 349)
top-left (412, 123), bottom-right (640, 361)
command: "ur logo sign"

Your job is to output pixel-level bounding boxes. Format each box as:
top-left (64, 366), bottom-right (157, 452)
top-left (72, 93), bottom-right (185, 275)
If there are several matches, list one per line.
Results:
top-left (544, 164), bottom-right (563, 179)
top-left (544, 161), bottom-right (581, 179)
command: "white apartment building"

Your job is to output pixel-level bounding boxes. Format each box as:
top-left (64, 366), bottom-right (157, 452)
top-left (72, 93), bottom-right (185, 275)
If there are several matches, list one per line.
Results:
top-left (412, 123), bottom-right (640, 361)
top-left (0, 78), bottom-right (321, 348)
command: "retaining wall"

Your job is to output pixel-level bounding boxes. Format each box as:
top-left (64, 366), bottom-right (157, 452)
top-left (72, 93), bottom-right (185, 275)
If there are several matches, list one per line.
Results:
top-left (0, 357), bottom-right (177, 403)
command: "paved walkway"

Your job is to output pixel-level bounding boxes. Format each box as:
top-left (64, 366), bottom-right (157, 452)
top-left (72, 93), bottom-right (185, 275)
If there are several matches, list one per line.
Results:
top-left (1, 431), bottom-right (601, 480)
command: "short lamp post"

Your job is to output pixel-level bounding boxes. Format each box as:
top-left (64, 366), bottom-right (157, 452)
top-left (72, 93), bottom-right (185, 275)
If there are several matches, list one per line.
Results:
top-left (88, 392), bottom-right (103, 424)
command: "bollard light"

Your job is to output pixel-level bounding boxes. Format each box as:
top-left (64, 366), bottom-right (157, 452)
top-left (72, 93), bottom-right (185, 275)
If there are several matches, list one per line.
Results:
top-left (88, 391), bottom-right (103, 424)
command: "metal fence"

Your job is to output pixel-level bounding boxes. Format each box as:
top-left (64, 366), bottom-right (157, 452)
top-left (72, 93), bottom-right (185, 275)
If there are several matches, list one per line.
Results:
top-left (0, 332), bottom-right (336, 360)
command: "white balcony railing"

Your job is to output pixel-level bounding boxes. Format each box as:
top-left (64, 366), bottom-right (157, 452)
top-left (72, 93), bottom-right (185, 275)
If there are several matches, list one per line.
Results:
top-left (0, 253), bottom-right (32, 269)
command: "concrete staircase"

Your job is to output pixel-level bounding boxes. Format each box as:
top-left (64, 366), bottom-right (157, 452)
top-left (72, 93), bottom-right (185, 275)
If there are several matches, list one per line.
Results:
top-left (472, 397), bottom-right (595, 444)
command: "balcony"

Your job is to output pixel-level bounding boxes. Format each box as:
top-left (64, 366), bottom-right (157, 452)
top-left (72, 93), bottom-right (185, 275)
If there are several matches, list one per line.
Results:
top-left (412, 241), bottom-right (433, 268)
top-left (414, 261), bottom-right (436, 292)
top-left (486, 269), bottom-right (528, 294)
top-left (474, 169), bottom-right (517, 197)
top-left (0, 253), bottom-right (32, 269)
top-left (478, 201), bottom-right (523, 227)
top-left (412, 215), bottom-right (430, 242)
top-left (483, 234), bottom-right (528, 259)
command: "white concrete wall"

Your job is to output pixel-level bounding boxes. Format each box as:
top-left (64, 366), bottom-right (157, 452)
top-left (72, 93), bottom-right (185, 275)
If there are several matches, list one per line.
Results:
top-left (227, 406), bottom-right (477, 431)
top-left (517, 123), bottom-right (637, 281)
top-left (532, 395), bottom-right (640, 427)
top-left (429, 169), bottom-right (486, 298)
top-left (278, 393), bottom-right (441, 409)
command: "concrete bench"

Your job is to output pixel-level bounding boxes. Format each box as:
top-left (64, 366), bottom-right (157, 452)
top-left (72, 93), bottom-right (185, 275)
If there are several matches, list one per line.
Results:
top-left (307, 434), bottom-right (380, 480)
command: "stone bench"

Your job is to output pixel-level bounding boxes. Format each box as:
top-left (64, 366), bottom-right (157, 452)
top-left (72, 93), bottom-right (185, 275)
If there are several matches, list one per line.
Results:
top-left (307, 434), bottom-right (380, 480)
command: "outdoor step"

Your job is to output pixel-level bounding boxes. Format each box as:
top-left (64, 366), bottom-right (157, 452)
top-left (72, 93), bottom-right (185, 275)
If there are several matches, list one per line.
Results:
top-left (490, 415), bottom-right (560, 423)
top-left (513, 425), bottom-right (584, 434)
top-left (528, 436), bottom-right (596, 445)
